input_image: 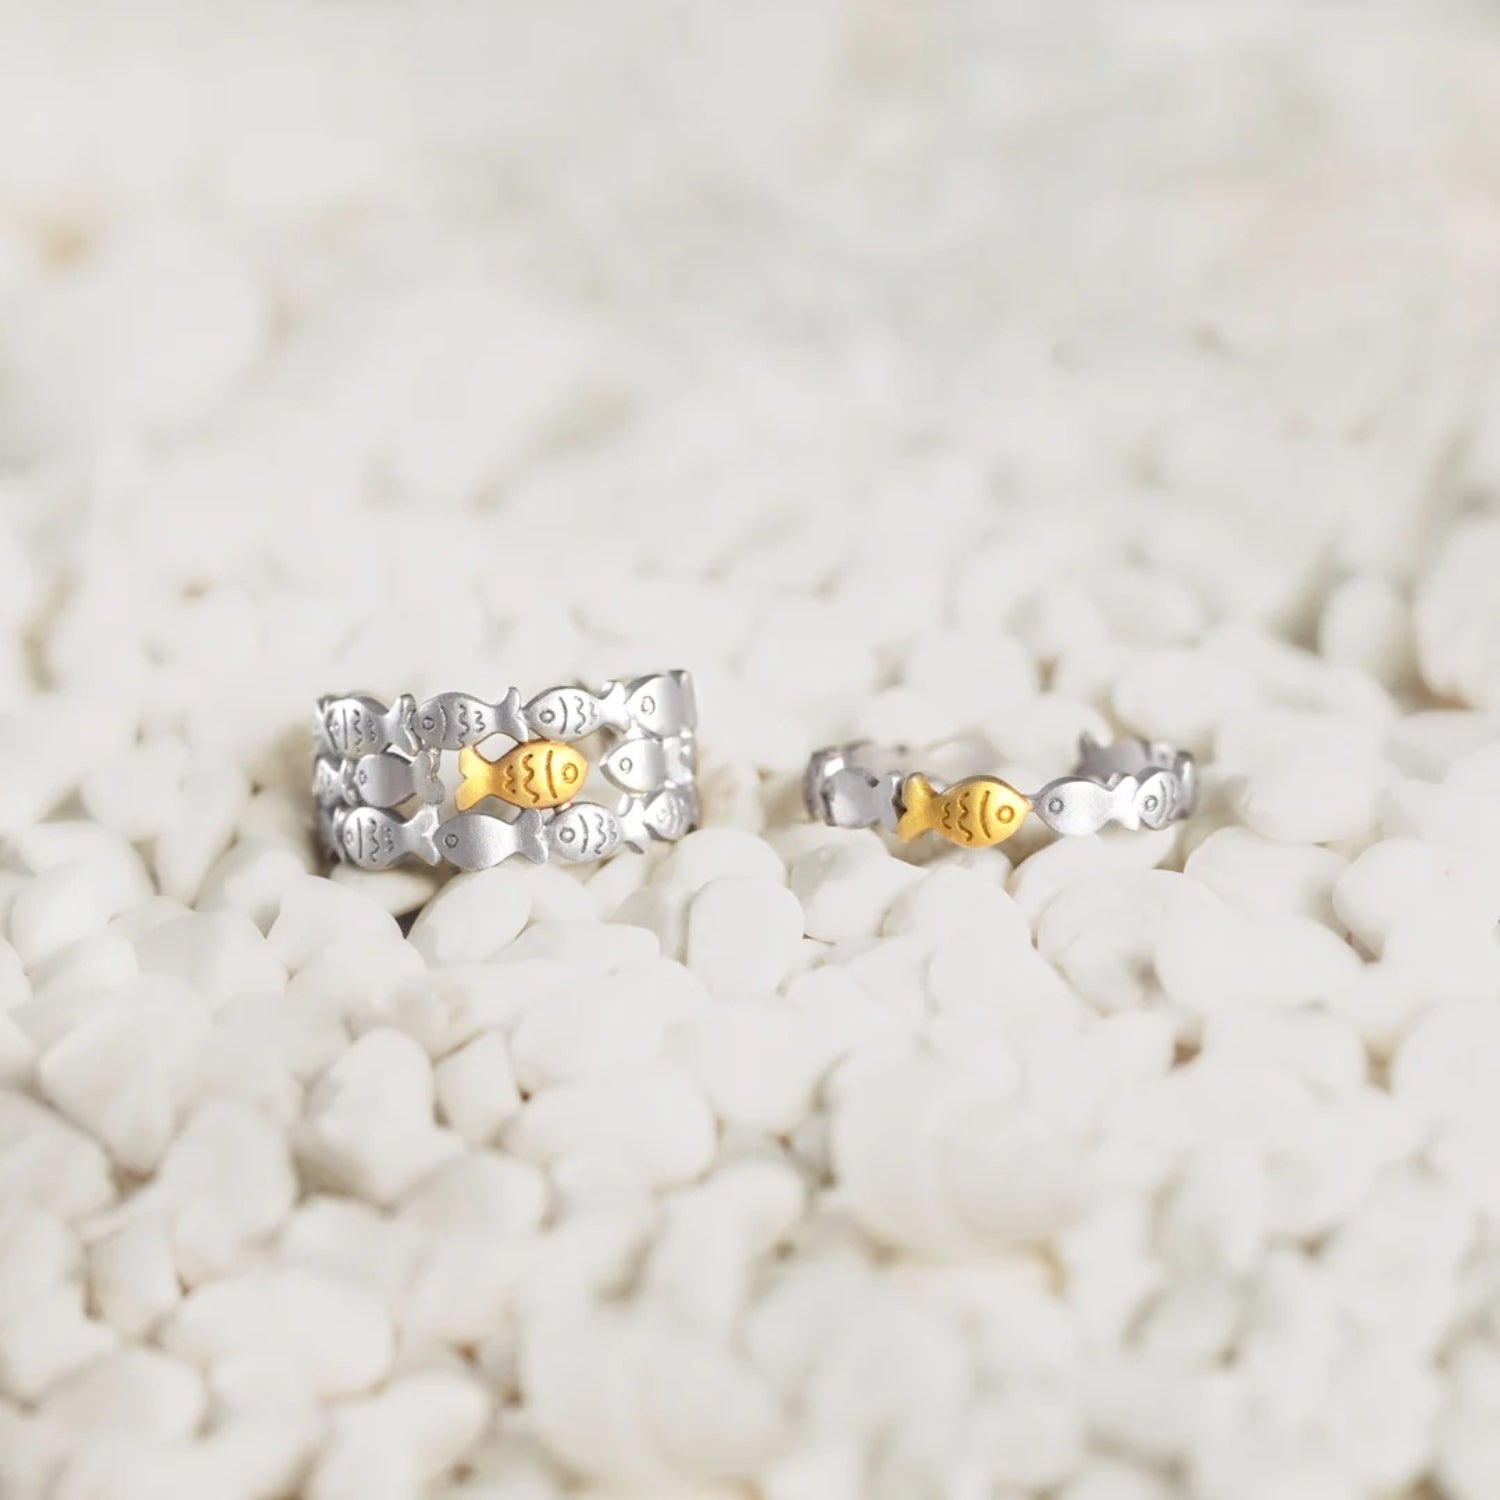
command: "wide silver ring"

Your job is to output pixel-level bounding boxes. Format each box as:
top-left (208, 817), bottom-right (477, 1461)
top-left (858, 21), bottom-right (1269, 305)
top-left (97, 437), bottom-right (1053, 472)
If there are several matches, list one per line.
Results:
top-left (314, 672), bottom-right (698, 871)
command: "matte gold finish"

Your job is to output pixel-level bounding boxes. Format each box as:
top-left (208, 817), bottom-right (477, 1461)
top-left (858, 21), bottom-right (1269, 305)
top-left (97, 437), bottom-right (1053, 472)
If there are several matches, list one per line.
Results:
top-left (456, 740), bottom-right (588, 812)
top-left (896, 773), bottom-right (1031, 847)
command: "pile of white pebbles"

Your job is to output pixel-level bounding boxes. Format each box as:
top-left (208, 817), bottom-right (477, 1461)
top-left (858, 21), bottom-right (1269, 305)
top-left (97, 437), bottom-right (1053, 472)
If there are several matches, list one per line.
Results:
top-left (2, 2), bottom-right (1500, 1496)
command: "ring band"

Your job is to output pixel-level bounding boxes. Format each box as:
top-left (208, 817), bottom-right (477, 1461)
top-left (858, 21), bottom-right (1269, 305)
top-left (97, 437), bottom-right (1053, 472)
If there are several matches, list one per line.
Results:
top-left (314, 672), bottom-right (698, 871)
top-left (803, 734), bottom-right (1195, 848)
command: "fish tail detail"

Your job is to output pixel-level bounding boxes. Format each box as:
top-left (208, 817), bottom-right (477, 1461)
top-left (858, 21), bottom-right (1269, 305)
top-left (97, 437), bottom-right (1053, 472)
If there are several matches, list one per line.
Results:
top-left (1111, 777), bottom-right (1142, 830)
top-left (514, 809), bottom-right (549, 865)
top-left (455, 747), bottom-right (492, 811)
top-left (494, 687), bottom-right (528, 742)
top-left (408, 804), bottom-right (443, 865)
top-left (414, 750), bottom-right (444, 804)
top-left (387, 695), bottom-right (419, 756)
top-left (596, 680), bottom-right (632, 732)
top-left (897, 775), bottom-right (937, 842)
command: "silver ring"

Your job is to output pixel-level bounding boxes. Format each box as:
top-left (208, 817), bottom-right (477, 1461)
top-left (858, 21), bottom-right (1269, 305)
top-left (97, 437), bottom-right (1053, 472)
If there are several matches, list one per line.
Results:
top-left (314, 672), bottom-right (698, 871)
top-left (803, 734), bottom-right (1195, 848)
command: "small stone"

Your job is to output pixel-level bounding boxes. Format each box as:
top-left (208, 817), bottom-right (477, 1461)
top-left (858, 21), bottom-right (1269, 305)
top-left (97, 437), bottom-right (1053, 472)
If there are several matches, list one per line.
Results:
top-left (135, 911), bottom-right (289, 1006)
top-left (165, 1267), bottom-right (393, 1398)
top-left (654, 829), bottom-right (788, 901)
top-left (296, 1028), bottom-right (462, 1204)
top-left (1219, 708), bottom-right (1386, 844)
top-left (37, 978), bottom-right (208, 1174)
top-left (267, 875), bottom-right (403, 974)
top-left (307, 1370), bottom-right (490, 1500)
top-left (40, 1347), bottom-right (205, 1443)
top-left (0, 1289), bottom-right (117, 1402)
top-left (686, 878), bottom-right (804, 995)
top-left (434, 1030), bottom-right (523, 1143)
top-left (8, 866), bottom-right (128, 969)
top-left (1184, 827), bottom-right (1347, 926)
top-left (407, 866), bottom-right (532, 966)
top-left (511, 959), bottom-right (706, 1088)
top-left (789, 844), bottom-right (922, 945)
top-left (509, 1063), bottom-right (716, 1187)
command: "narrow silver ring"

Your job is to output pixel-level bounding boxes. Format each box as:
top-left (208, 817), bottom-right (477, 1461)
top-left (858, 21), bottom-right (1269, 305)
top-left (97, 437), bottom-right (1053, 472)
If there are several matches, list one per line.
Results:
top-left (314, 672), bottom-right (698, 871)
top-left (803, 734), bottom-right (1195, 849)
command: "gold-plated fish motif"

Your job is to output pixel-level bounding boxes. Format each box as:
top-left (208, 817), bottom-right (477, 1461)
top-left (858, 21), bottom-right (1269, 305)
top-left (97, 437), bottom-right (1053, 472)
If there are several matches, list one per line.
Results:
top-left (456, 740), bottom-right (589, 812)
top-left (896, 774), bottom-right (1031, 848)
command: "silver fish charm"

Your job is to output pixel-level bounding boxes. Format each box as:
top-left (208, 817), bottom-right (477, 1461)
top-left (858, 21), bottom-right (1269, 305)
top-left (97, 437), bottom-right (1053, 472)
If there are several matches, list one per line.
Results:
top-left (351, 748), bottom-right (444, 809)
top-left (334, 803), bottom-right (442, 869)
top-left (320, 695), bottom-right (418, 758)
top-left (523, 686), bottom-right (615, 741)
top-left (600, 736), bottom-right (694, 795)
top-left (618, 785), bottom-right (698, 849)
top-left (546, 802), bottom-right (624, 863)
top-left (613, 672), bottom-right (696, 738)
top-left (824, 767), bottom-right (902, 833)
top-left (313, 755), bottom-right (356, 807)
top-left (431, 809), bottom-right (548, 871)
top-left (1034, 768), bottom-right (1181, 836)
top-left (411, 689), bottom-right (527, 751)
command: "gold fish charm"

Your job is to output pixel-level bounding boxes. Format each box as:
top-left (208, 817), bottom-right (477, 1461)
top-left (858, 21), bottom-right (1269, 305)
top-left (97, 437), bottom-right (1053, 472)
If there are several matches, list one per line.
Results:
top-left (456, 740), bottom-right (588, 811)
top-left (896, 774), bottom-right (1030, 847)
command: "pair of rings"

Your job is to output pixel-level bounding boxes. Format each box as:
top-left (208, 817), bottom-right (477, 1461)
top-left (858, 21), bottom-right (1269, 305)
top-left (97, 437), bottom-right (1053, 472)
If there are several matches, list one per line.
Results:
top-left (314, 669), bottom-right (1196, 872)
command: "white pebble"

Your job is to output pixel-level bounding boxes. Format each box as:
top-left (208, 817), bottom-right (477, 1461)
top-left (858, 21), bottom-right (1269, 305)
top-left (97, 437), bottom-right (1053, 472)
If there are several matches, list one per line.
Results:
top-left (1112, 647), bottom-right (1254, 752)
top-left (1391, 999), bottom-right (1500, 1133)
top-left (509, 1063), bottom-right (717, 1187)
top-left (87, 1216), bottom-right (182, 1338)
top-left (196, 841), bottom-right (314, 933)
top-left (37, 978), bottom-right (208, 1173)
top-left (40, 1347), bottom-right (205, 1442)
top-left (1319, 575), bottom-right (1416, 689)
top-left (0, 1289), bottom-right (117, 1402)
top-left (308, 1370), bottom-right (490, 1500)
top-left (686, 878), bottom-right (804, 996)
top-left (0, 1092), bottom-right (115, 1219)
top-left (146, 1099), bottom-right (298, 1283)
top-left (505, 919), bottom-right (661, 973)
top-left (1219, 708), bottom-right (1385, 844)
top-left (152, 758), bottom-right (251, 904)
top-left (79, 738), bottom-right (190, 842)
top-left (399, 1151), bottom-right (549, 1237)
top-left (511, 959), bottom-right (707, 1088)
top-left (134, 911), bottom-right (288, 1007)
top-left (0, 938), bottom-right (28, 1009)
top-left (296, 1028), bottom-right (462, 1204)
top-left (164, 1267), bottom-right (393, 1399)
top-left (407, 866), bottom-right (532, 966)
top-left (883, 865), bottom-right (1030, 945)
top-left (1036, 871), bottom-right (1218, 1014)
top-left (267, 875), bottom-right (403, 974)
top-left (669, 1000), bottom-right (843, 1135)
top-left (1184, 827), bottom-right (1347, 925)
top-left (1155, 905), bottom-right (1360, 1019)
top-left (654, 829), bottom-right (788, 901)
top-left (789, 844), bottom-right (922, 944)
top-left (434, 1030), bottom-right (523, 1143)
top-left (1332, 838), bottom-right (1449, 955)
top-left (1415, 516), bottom-right (1500, 709)
top-left (382, 959), bottom-right (570, 1056)
top-left (9, 865), bottom-right (131, 969)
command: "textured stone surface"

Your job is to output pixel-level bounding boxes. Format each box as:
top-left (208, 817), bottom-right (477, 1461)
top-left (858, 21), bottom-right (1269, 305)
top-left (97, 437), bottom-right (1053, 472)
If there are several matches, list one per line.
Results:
top-left (1, 3), bottom-right (1499, 1496)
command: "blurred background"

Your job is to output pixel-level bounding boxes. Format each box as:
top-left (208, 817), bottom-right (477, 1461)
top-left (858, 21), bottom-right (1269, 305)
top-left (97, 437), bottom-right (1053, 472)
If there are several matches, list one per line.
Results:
top-left (3, 0), bottom-right (1498, 787)
top-left (4, 3), bottom-right (1500, 1498)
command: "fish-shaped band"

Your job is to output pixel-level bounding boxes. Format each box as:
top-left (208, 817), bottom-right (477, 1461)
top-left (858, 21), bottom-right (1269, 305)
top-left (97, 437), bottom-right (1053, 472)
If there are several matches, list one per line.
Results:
top-left (315, 672), bottom-right (699, 872)
top-left (805, 735), bottom-right (1195, 850)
